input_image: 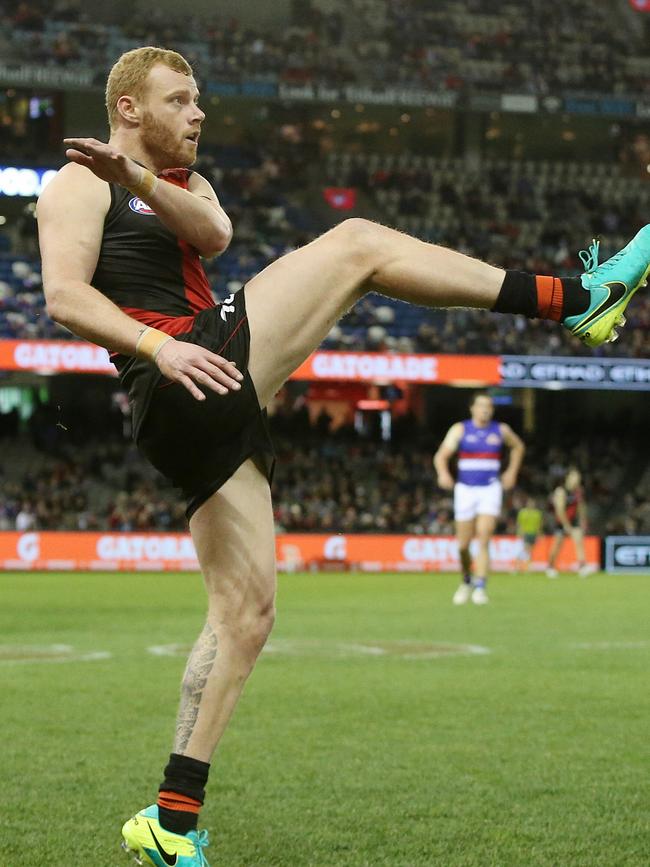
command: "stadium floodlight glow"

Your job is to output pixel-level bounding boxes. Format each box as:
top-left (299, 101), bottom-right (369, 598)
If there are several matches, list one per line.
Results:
top-left (0, 166), bottom-right (57, 197)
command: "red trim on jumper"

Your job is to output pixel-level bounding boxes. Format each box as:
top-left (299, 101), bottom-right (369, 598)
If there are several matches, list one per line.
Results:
top-left (535, 275), bottom-right (564, 322)
top-left (119, 307), bottom-right (196, 336)
top-left (159, 168), bottom-right (216, 315)
top-left (179, 238), bottom-right (216, 314)
top-left (458, 452), bottom-right (501, 459)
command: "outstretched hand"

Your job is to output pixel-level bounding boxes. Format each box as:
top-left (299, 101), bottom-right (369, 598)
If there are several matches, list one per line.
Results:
top-left (64, 137), bottom-right (143, 189)
top-left (155, 339), bottom-right (244, 402)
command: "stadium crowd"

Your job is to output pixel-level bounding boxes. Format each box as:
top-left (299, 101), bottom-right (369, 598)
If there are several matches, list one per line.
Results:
top-left (1, 0), bottom-right (647, 96)
top-left (0, 402), bottom-right (642, 535)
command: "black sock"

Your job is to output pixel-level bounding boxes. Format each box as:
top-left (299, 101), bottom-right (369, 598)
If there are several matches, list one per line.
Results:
top-left (158, 753), bottom-right (210, 835)
top-left (560, 277), bottom-right (591, 318)
top-left (493, 271), bottom-right (588, 321)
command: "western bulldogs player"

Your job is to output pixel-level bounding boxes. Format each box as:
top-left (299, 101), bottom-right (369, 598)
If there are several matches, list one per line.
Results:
top-left (434, 393), bottom-right (524, 604)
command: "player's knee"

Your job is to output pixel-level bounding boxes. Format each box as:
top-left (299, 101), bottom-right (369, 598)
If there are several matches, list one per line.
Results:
top-left (218, 598), bottom-right (275, 657)
top-left (247, 600), bottom-right (275, 652)
top-left (331, 218), bottom-right (383, 269)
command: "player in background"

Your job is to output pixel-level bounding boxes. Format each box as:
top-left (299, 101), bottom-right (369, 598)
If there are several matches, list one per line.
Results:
top-left (546, 468), bottom-right (590, 577)
top-left (36, 45), bottom-right (650, 867)
top-left (434, 393), bottom-right (525, 605)
top-left (516, 496), bottom-right (543, 571)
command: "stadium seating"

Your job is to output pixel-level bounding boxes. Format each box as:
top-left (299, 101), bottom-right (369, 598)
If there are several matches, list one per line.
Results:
top-left (1, 0), bottom-right (647, 96)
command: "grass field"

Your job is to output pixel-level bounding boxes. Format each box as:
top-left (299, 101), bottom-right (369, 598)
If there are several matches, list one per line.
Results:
top-left (2, 569), bottom-right (649, 867)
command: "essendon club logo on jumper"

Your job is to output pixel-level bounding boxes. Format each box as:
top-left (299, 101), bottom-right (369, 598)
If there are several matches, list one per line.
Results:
top-left (128, 196), bottom-right (156, 215)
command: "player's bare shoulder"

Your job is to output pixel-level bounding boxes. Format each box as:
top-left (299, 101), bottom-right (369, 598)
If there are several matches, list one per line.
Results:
top-left (37, 162), bottom-right (110, 218)
top-left (446, 421), bottom-right (464, 445)
top-left (37, 162), bottom-right (112, 295)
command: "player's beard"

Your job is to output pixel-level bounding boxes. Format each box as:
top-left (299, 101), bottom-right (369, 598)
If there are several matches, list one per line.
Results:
top-left (140, 109), bottom-right (197, 169)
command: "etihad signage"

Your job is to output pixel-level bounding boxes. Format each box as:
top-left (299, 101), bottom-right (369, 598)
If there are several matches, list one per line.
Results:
top-left (501, 355), bottom-right (650, 390)
top-left (0, 532), bottom-right (599, 573)
top-left (605, 536), bottom-right (650, 573)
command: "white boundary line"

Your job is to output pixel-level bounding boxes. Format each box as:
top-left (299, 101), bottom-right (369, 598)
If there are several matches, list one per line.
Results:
top-left (147, 639), bottom-right (491, 660)
top-left (0, 644), bottom-right (112, 665)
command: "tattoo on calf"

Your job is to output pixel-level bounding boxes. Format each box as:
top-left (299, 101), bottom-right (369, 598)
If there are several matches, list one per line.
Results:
top-left (174, 623), bottom-right (219, 753)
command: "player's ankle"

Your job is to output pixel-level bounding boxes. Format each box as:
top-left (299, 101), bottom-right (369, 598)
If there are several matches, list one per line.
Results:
top-left (493, 271), bottom-right (587, 321)
top-left (157, 753), bottom-right (210, 835)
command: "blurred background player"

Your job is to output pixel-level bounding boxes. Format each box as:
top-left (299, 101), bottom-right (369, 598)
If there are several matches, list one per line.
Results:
top-left (516, 497), bottom-right (543, 572)
top-left (546, 468), bottom-right (590, 577)
top-left (434, 393), bottom-right (525, 604)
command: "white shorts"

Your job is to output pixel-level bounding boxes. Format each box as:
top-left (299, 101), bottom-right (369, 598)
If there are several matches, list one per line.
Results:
top-left (454, 481), bottom-right (503, 522)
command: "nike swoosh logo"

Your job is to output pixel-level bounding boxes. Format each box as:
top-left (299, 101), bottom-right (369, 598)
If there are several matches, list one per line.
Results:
top-left (579, 281), bottom-right (627, 329)
top-left (148, 822), bottom-right (178, 866)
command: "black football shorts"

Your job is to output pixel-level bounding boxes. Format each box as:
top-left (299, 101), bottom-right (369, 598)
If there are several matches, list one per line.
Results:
top-left (123, 288), bottom-right (275, 520)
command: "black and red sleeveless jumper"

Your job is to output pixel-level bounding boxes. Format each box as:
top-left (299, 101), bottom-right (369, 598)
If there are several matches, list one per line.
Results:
top-left (92, 168), bottom-right (216, 381)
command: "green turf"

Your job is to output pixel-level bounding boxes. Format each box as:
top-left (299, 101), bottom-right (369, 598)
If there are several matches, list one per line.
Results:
top-left (1, 570), bottom-right (649, 866)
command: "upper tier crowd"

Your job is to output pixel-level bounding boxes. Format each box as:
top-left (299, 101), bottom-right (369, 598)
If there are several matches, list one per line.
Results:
top-left (0, 0), bottom-right (647, 96)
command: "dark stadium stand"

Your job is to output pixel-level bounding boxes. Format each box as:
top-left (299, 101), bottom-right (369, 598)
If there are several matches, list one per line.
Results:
top-left (0, 404), bottom-right (641, 534)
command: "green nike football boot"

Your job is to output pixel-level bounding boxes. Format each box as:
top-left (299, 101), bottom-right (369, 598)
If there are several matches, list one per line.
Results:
top-left (121, 805), bottom-right (210, 867)
top-left (563, 226), bottom-right (650, 348)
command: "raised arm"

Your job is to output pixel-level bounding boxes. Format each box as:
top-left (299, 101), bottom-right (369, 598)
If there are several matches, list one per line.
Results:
top-left (500, 423), bottom-right (525, 490)
top-left (433, 422), bottom-right (463, 490)
top-left (37, 163), bottom-right (241, 400)
top-left (63, 137), bottom-right (232, 258)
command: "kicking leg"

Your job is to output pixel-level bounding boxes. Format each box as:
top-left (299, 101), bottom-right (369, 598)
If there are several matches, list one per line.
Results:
top-left (245, 219), bottom-right (504, 405)
top-left (244, 219), bottom-right (650, 406)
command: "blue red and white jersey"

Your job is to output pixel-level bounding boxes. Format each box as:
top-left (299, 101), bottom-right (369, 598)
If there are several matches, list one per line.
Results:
top-left (457, 420), bottom-right (503, 487)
